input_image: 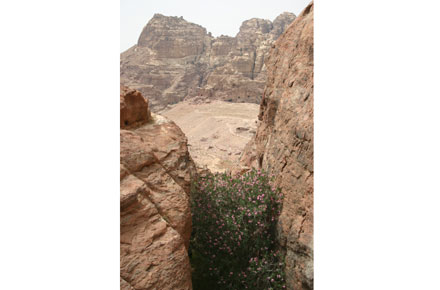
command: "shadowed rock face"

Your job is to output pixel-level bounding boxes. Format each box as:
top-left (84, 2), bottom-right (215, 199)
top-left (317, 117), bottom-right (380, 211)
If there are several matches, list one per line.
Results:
top-left (240, 2), bottom-right (314, 289)
top-left (121, 13), bottom-right (296, 111)
top-left (120, 85), bottom-right (196, 290)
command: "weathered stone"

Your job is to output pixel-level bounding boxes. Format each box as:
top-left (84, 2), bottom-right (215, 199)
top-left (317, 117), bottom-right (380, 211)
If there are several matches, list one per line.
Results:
top-left (120, 85), bottom-right (196, 290)
top-left (120, 85), bottom-right (151, 129)
top-left (121, 13), bottom-right (296, 111)
top-left (137, 14), bottom-right (207, 58)
top-left (240, 2), bottom-right (314, 289)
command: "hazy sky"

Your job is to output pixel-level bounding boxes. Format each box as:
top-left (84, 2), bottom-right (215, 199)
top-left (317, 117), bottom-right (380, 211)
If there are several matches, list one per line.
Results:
top-left (121, 0), bottom-right (310, 52)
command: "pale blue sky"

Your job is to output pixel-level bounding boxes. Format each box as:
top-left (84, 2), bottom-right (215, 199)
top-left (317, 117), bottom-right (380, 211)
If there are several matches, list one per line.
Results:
top-left (121, 0), bottom-right (310, 52)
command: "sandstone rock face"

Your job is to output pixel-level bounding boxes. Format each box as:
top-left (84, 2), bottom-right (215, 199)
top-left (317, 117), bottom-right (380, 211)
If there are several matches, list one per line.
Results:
top-left (120, 85), bottom-right (196, 289)
top-left (241, 2), bottom-right (314, 289)
top-left (121, 13), bottom-right (296, 111)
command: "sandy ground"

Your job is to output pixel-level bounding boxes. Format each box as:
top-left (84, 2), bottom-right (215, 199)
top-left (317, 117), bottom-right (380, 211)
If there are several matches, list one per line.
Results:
top-left (160, 101), bottom-right (259, 172)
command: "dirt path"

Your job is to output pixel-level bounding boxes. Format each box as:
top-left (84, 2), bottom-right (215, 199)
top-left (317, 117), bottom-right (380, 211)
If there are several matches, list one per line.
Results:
top-left (160, 101), bottom-right (259, 172)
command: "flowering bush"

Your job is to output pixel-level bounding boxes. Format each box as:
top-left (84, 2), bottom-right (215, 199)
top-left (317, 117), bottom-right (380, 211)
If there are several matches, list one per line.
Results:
top-left (190, 169), bottom-right (285, 289)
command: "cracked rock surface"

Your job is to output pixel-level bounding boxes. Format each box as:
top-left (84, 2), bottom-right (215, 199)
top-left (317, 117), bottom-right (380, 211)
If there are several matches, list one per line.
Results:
top-left (120, 85), bottom-right (196, 290)
top-left (240, 2), bottom-right (314, 289)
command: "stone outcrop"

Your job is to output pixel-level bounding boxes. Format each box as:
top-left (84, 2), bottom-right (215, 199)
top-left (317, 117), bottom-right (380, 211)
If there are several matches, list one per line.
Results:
top-left (120, 85), bottom-right (196, 289)
top-left (121, 13), bottom-right (296, 111)
top-left (240, 2), bottom-right (314, 289)
top-left (120, 85), bottom-right (151, 129)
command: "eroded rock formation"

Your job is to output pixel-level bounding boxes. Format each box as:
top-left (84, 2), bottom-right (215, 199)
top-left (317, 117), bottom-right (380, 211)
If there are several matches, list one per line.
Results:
top-left (121, 12), bottom-right (296, 111)
top-left (120, 85), bottom-right (196, 289)
top-left (240, 2), bottom-right (314, 289)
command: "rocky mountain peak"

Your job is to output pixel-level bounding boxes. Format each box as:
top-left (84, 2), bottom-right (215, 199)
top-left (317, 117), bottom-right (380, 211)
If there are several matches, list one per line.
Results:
top-left (237, 18), bottom-right (273, 37)
top-left (137, 14), bottom-right (208, 58)
top-left (272, 12), bottom-right (297, 38)
top-left (121, 11), bottom-right (297, 111)
top-left (236, 12), bottom-right (296, 40)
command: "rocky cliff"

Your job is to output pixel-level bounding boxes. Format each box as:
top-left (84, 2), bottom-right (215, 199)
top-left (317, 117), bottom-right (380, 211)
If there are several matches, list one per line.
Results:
top-left (241, 2), bottom-right (314, 289)
top-left (121, 12), bottom-right (296, 111)
top-left (120, 85), bottom-right (196, 289)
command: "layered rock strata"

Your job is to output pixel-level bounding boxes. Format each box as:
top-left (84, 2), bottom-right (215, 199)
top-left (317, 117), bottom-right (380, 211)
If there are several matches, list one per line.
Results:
top-left (120, 85), bottom-right (196, 290)
top-left (121, 12), bottom-right (296, 111)
top-left (240, 2), bottom-right (314, 289)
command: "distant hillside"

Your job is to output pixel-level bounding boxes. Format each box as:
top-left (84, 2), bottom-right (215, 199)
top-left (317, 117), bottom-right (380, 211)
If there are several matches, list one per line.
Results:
top-left (120, 12), bottom-right (296, 111)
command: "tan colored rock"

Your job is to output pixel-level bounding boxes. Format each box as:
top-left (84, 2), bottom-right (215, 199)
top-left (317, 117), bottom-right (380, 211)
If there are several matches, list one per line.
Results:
top-left (120, 86), bottom-right (196, 290)
top-left (121, 13), bottom-right (296, 111)
top-left (241, 2), bottom-right (314, 289)
top-left (138, 14), bottom-right (207, 58)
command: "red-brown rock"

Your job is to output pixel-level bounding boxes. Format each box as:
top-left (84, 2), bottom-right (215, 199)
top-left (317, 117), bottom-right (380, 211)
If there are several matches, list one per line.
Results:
top-left (241, 2), bottom-right (314, 289)
top-left (120, 85), bottom-right (151, 129)
top-left (120, 86), bottom-right (196, 289)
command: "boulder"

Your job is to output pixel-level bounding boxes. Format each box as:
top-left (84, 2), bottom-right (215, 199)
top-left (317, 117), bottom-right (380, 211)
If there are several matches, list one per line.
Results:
top-left (120, 85), bottom-right (196, 289)
top-left (120, 85), bottom-right (151, 128)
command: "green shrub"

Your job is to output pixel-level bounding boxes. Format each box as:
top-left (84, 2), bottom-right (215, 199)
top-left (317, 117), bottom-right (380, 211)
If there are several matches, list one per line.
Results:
top-left (190, 169), bottom-right (286, 289)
